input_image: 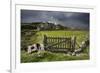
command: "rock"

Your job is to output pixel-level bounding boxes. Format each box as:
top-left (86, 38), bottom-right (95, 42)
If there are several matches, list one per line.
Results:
top-left (27, 44), bottom-right (45, 53)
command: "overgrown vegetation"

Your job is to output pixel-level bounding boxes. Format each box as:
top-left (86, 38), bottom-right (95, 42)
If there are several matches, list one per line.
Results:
top-left (21, 22), bottom-right (89, 63)
top-left (21, 50), bottom-right (89, 63)
top-left (21, 30), bottom-right (89, 50)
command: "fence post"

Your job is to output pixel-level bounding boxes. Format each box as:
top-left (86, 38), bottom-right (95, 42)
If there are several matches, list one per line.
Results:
top-left (44, 35), bottom-right (47, 50)
top-left (71, 36), bottom-right (76, 52)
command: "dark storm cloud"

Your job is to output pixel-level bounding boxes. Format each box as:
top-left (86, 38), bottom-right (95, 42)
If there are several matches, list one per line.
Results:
top-left (21, 10), bottom-right (89, 29)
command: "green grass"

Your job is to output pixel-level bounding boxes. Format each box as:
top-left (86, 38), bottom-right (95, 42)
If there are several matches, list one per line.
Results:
top-left (21, 50), bottom-right (89, 63)
top-left (30, 30), bottom-right (89, 44)
top-left (21, 30), bottom-right (89, 63)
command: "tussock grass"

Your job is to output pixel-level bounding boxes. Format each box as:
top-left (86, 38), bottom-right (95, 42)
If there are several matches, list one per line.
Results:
top-left (21, 30), bottom-right (89, 63)
top-left (21, 51), bottom-right (89, 63)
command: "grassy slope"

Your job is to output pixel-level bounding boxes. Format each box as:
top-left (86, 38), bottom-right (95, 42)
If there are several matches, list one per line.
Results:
top-left (21, 50), bottom-right (89, 63)
top-left (30, 30), bottom-right (89, 44)
top-left (21, 30), bottom-right (89, 63)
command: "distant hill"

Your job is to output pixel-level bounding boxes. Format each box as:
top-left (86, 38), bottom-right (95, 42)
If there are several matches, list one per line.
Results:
top-left (21, 22), bottom-right (88, 31)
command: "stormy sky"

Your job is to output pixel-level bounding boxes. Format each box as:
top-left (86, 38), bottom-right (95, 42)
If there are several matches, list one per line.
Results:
top-left (21, 10), bottom-right (89, 29)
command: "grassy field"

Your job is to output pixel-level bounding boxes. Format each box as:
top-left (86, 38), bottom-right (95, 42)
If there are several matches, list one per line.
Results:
top-left (21, 30), bottom-right (89, 63)
top-left (30, 30), bottom-right (89, 44)
top-left (21, 50), bottom-right (89, 63)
